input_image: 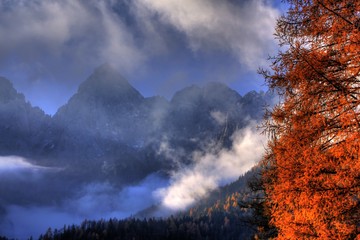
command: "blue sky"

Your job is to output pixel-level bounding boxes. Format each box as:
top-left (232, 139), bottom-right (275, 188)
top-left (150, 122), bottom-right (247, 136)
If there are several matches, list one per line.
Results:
top-left (0, 0), bottom-right (284, 115)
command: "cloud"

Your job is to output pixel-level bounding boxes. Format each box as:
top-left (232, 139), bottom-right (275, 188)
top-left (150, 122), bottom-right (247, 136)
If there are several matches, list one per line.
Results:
top-left (0, 156), bottom-right (55, 173)
top-left (0, 122), bottom-right (268, 238)
top-left (0, 0), bottom-right (143, 75)
top-left (0, 0), bottom-right (147, 114)
top-left (134, 0), bottom-right (279, 69)
top-left (0, 127), bottom-right (266, 237)
top-left (64, 174), bottom-right (168, 220)
top-left (0, 0), bottom-right (278, 75)
top-left (0, 156), bottom-right (36, 171)
top-left (155, 123), bottom-right (266, 211)
top-left (0, 0), bottom-right (279, 114)
top-left (0, 172), bottom-right (168, 239)
top-left (210, 111), bottom-right (227, 125)
top-left (157, 140), bottom-right (188, 170)
top-left (1, 205), bottom-right (81, 240)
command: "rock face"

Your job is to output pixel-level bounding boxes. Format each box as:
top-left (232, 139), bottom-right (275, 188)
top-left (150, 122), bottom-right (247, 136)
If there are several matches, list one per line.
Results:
top-left (54, 64), bottom-right (145, 143)
top-left (165, 83), bottom-right (244, 151)
top-left (0, 65), bottom-right (273, 182)
top-left (51, 65), bottom-right (146, 162)
top-left (0, 77), bottom-right (50, 156)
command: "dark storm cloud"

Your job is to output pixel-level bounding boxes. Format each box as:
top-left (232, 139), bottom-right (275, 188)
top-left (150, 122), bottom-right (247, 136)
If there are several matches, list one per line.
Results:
top-left (0, 0), bottom-right (143, 72)
top-left (0, 0), bottom-right (278, 66)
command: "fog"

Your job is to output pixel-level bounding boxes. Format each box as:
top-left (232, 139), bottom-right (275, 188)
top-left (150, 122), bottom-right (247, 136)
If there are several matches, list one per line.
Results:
top-left (156, 124), bottom-right (265, 211)
top-left (0, 122), bottom-right (266, 239)
top-left (0, 168), bottom-right (168, 239)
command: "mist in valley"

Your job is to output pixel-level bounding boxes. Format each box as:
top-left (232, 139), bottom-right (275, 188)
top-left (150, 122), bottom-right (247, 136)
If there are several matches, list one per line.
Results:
top-left (0, 115), bottom-right (267, 239)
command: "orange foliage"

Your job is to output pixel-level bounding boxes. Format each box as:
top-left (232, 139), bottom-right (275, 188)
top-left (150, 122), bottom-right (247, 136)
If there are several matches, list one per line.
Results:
top-left (262, 0), bottom-right (360, 239)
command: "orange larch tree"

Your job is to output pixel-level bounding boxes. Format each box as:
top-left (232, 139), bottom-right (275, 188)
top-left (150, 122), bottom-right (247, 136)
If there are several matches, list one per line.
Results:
top-left (262, 0), bottom-right (360, 239)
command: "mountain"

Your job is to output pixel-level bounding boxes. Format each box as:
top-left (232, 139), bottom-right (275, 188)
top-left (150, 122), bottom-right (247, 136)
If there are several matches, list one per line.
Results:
top-left (0, 77), bottom-right (50, 157)
top-left (163, 82), bottom-right (272, 155)
top-left (0, 66), bottom-right (274, 239)
top-left (0, 77), bottom-right (20, 103)
top-left (0, 65), bottom-right (273, 183)
top-left (54, 64), bottom-right (146, 144)
top-left (47, 64), bottom-right (162, 181)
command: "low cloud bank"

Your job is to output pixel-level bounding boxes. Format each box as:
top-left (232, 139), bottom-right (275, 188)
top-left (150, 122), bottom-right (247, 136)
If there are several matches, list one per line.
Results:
top-left (0, 170), bottom-right (167, 239)
top-left (155, 123), bottom-right (266, 211)
top-left (0, 124), bottom-right (266, 239)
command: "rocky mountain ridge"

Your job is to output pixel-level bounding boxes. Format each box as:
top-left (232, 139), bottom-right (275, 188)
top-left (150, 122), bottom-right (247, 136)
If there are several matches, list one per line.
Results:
top-left (0, 65), bottom-right (273, 184)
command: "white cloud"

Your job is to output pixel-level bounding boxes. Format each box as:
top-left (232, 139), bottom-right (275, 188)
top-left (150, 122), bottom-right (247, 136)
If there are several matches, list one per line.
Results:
top-left (155, 123), bottom-right (266, 211)
top-left (0, 156), bottom-right (48, 172)
top-left (210, 111), bottom-right (227, 125)
top-left (134, 0), bottom-right (279, 69)
top-left (97, 1), bottom-right (144, 72)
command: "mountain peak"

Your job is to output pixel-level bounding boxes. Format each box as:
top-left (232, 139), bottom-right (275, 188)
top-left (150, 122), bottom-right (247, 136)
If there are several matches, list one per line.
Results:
top-left (79, 64), bottom-right (127, 92)
top-left (92, 63), bottom-right (117, 76)
top-left (76, 64), bottom-right (144, 102)
top-left (203, 81), bottom-right (242, 103)
top-left (171, 82), bottom-right (242, 106)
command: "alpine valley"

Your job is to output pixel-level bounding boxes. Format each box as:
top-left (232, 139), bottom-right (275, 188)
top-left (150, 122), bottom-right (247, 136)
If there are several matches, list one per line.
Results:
top-left (0, 64), bottom-right (273, 239)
